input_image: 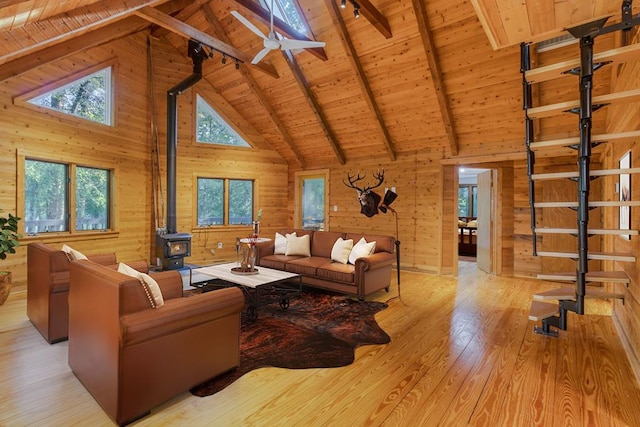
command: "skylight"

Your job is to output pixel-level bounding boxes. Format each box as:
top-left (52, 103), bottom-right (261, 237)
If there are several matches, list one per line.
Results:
top-left (27, 67), bottom-right (113, 126)
top-left (259, 0), bottom-right (308, 35)
top-left (196, 95), bottom-right (251, 147)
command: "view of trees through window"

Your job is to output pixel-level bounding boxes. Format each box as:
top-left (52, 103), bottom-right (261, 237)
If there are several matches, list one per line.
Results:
top-left (260, 0), bottom-right (307, 34)
top-left (197, 178), bottom-right (254, 226)
top-left (302, 177), bottom-right (324, 230)
top-left (196, 95), bottom-right (250, 147)
top-left (458, 185), bottom-right (478, 217)
top-left (24, 159), bottom-right (110, 233)
top-left (27, 67), bottom-right (112, 125)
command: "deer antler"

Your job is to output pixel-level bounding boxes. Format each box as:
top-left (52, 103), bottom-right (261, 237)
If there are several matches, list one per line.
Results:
top-left (367, 169), bottom-right (385, 191)
top-left (343, 171), bottom-right (366, 192)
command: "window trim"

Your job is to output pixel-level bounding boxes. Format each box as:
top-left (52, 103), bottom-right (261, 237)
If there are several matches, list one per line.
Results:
top-left (458, 184), bottom-right (478, 218)
top-left (194, 93), bottom-right (253, 148)
top-left (17, 149), bottom-right (118, 241)
top-left (13, 59), bottom-right (117, 128)
top-left (193, 174), bottom-right (260, 230)
top-left (295, 169), bottom-right (329, 230)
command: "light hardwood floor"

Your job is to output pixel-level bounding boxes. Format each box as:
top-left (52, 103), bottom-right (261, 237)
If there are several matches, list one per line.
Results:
top-left (2, 263), bottom-right (640, 426)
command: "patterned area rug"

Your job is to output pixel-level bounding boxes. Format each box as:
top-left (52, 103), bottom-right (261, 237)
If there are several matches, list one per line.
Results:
top-left (190, 288), bottom-right (390, 397)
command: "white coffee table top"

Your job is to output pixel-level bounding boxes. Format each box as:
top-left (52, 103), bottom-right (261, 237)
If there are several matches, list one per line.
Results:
top-left (193, 262), bottom-right (299, 289)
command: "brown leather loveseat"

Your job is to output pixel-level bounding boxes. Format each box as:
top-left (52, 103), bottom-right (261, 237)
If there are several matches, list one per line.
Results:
top-left (68, 259), bottom-right (245, 426)
top-left (27, 242), bottom-right (148, 344)
top-left (257, 229), bottom-right (396, 300)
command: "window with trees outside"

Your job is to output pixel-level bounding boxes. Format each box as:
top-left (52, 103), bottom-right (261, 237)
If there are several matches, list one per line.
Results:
top-left (197, 178), bottom-right (254, 227)
top-left (458, 185), bottom-right (478, 218)
top-left (27, 66), bottom-right (113, 125)
top-left (24, 159), bottom-right (111, 234)
top-left (196, 95), bottom-right (250, 147)
top-left (259, 0), bottom-right (309, 35)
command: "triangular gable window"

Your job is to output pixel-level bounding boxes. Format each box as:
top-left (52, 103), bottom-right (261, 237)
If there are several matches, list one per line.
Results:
top-left (196, 94), bottom-right (251, 147)
top-left (259, 0), bottom-right (309, 35)
top-left (27, 67), bottom-right (112, 126)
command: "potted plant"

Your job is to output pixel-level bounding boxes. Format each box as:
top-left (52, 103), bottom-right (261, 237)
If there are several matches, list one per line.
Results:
top-left (0, 211), bottom-right (21, 305)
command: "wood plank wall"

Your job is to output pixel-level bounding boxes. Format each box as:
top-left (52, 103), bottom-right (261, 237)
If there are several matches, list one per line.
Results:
top-left (0, 32), bottom-right (287, 287)
top-left (604, 32), bottom-right (640, 376)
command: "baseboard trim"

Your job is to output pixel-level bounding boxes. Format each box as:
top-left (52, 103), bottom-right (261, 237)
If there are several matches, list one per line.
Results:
top-left (613, 312), bottom-right (640, 385)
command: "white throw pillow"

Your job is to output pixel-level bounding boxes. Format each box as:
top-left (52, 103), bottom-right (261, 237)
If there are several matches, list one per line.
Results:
top-left (285, 234), bottom-right (311, 257)
top-left (274, 232), bottom-right (296, 255)
top-left (118, 262), bottom-right (164, 308)
top-left (348, 237), bottom-right (376, 264)
top-left (61, 244), bottom-right (88, 261)
top-left (331, 237), bottom-right (353, 264)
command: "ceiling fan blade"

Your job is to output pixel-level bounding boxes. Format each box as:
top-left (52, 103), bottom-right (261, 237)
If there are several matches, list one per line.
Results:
top-left (251, 47), bottom-right (272, 64)
top-left (279, 38), bottom-right (326, 50)
top-left (231, 10), bottom-right (268, 41)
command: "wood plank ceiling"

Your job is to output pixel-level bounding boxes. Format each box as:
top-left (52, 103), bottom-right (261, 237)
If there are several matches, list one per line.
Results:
top-left (1, 0), bottom-right (637, 168)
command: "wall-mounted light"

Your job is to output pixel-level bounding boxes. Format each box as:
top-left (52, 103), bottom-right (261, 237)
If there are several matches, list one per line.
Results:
top-left (340, 0), bottom-right (346, 8)
top-left (341, 0), bottom-right (361, 19)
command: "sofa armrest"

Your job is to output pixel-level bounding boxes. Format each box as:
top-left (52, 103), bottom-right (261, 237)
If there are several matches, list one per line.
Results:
top-left (256, 240), bottom-right (275, 264)
top-left (152, 270), bottom-right (183, 300)
top-left (354, 252), bottom-right (396, 273)
top-left (86, 253), bottom-right (117, 266)
top-left (120, 287), bottom-right (245, 346)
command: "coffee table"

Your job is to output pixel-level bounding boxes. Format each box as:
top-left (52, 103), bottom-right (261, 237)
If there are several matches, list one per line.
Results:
top-left (192, 262), bottom-right (302, 321)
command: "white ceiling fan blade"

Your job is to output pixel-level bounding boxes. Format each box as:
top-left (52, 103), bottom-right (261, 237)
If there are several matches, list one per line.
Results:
top-left (279, 38), bottom-right (326, 50)
top-left (231, 10), bottom-right (268, 41)
top-left (251, 47), bottom-right (272, 64)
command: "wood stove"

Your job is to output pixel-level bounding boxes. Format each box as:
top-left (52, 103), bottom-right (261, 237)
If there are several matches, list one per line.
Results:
top-left (155, 233), bottom-right (191, 270)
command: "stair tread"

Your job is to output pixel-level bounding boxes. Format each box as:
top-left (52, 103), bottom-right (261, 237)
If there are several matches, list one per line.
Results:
top-left (534, 201), bottom-right (640, 207)
top-left (536, 251), bottom-right (636, 262)
top-left (527, 88), bottom-right (640, 119)
top-left (534, 228), bottom-right (639, 235)
top-left (533, 287), bottom-right (625, 301)
top-left (529, 130), bottom-right (640, 150)
top-left (537, 271), bottom-right (630, 283)
top-left (525, 43), bottom-right (640, 84)
top-left (529, 301), bottom-right (559, 321)
top-left (532, 168), bottom-right (640, 180)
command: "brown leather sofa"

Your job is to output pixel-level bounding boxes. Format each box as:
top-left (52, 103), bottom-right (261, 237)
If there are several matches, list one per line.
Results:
top-left (257, 229), bottom-right (396, 300)
top-left (27, 242), bottom-right (149, 344)
top-left (68, 259), bottom-right (244, 426)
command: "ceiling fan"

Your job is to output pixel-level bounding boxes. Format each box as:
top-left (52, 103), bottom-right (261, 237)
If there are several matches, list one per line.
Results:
top-left (231, 0), bottom-right (326, 64)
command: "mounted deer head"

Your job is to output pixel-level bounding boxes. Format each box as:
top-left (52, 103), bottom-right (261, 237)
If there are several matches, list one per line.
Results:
top-left (343, 170), bottom-right (384, 217)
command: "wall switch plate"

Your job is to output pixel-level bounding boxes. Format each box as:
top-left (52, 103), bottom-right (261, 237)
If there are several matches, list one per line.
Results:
top-left (333, 205), bottom-right (338, 212)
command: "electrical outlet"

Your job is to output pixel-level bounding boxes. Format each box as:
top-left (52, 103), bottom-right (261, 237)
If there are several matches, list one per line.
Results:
top-left (217, 242), bottom-right (223, 249)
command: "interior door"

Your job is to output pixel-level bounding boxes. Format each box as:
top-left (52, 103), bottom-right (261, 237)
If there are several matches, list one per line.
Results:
top-left (477, 170), bottom-right (492, 273)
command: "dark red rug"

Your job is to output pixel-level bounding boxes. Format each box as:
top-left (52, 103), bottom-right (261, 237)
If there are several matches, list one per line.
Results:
top-left (189, 288), bottom-right (390, 397)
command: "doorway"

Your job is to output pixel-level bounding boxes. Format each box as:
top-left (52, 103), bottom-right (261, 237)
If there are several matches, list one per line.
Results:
top-left (457, 167), bottom-right (493, 273)
top-left (294, 170), bottom-right (329, 231)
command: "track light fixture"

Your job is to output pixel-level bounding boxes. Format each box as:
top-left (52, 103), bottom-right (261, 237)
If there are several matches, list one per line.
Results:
top-left (341, 0), bottom-right (361, 19)
top-left (187, 39), bottom-right (244, 69)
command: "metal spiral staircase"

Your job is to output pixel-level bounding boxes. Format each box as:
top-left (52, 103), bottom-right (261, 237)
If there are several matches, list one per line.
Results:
top-left (522, 2), bottom-right (640, 337)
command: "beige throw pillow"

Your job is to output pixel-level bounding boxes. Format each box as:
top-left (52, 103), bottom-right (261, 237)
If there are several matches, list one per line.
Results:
top-left (61, 244), bottom-right (88, 261)
top-left (285, 234), bottom-right (311, 257)
top-left (348, 237), bottom-right (376, 264)
top-left (118, 262), bottom-right (164, 308)
top-left (331, 237), bottom-right (353, 264)
top-left (274, 232), bottom-right (296, 255)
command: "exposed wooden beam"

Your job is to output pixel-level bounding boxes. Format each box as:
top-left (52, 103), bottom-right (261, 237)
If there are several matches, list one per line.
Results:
top-left (282, 49), bottom-right (346, 165)
top-left (201, 3), bottom-right (305, 168)
top-left (0, 0), bottom-right (171, 67)
top-left (0, 17), bottom-right (149, 82)
top-left (411, 0), bottom-right (458, 156)
top-left (233, 0), bottom-right (328, 62)
top-left (134, 6), bottom-right (279, 79)
top-left (0, 0), bottom-right (30, 8)
top-left (150, 0), bottom-right (205, 39)
top-left (326, 0), bottom-right (395, 161)
top-left (344, 0), bottom-right (392, 39)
